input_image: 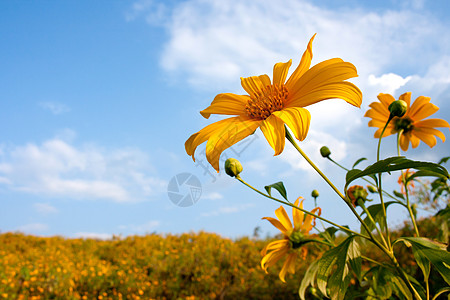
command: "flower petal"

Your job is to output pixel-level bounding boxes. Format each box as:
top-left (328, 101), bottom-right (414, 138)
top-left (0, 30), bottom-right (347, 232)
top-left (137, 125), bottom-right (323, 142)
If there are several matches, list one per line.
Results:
top-left (287, 81), bottom-right (362, 108)
top-left (412, 129), bottom-right (437, 148)
top-left (408, 96), bottom-right (437, 121)
top-left (241, 75), bottom-right (270, 97)
top-left (205, 117), bottom-right (261, 171)
top-left (415, 118), bottom-right (450, 129)
top-left (272, 107), bottom-right (311, 141)
top-left (262, 217), bottom-right (288, 234)
top-left (260, 115), bottom-right (286, 155)
top-left (415, 127), bottom-right (446, 143)
top-left (377, 93), bottom-right (396, 109)
top-left (279, 253), bottom-right (297, 283)
top-left (273, 60), bottom-right (292, 85)
top-left (261, 239), bottom-right (290, 256)
top-left (185, 117), bottom-right (242, 160)
top-left (275, 205), bottom-right (293, 232)
top-left (200, 93), bottom-right (249, 119)
top-left (292, 198), bottom-right (304, 231)
top-left (301, 206), bottom-right (321, 233)
top-left (287, 58), bottom-right (359, 106)
top-left (285, 34), bottom-right (315, 88)
top-left (261, 246), bottom-right (289, 272)
top-left (399, 132), bottom-right (411, 151)
top-left (398, 92), bottom-right (412, 108)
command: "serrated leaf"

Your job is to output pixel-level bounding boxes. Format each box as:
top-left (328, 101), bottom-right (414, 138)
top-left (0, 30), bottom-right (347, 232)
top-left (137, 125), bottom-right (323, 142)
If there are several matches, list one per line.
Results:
top-left (299, 259), bottom-right (320, 300)
top-left (395, 237), bottom-right (450, 285)
top-left (264, 182), bottom-right (287, 200)
top-left (345, 157), bottom-right (449, 189)
top-left (352, 157), bottom-right (367, 169)
top-left (316, 236), bottom-right (360, 300)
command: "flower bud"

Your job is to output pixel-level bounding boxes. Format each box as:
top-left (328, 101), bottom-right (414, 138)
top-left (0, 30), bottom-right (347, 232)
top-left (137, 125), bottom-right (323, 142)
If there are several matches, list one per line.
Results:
top-left (224, 158), bottom-right (243, 177)
top-left (347, 185), bottom-right (368, 208)
top-left (411, 203), bottom-right (417, 218)
top-left (388, 100), bottom-right (408, 117)
top-left (367, 185), bottom-right (377, 193)
top-left (320, 146), bottom-right (331, 158)
top-left (311, 190), bottom-right (319, 198)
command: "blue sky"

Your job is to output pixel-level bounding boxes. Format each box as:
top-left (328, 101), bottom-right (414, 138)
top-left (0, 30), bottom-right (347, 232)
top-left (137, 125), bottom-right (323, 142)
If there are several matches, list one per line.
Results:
top-left (0, 0), bottom-right (449, 239)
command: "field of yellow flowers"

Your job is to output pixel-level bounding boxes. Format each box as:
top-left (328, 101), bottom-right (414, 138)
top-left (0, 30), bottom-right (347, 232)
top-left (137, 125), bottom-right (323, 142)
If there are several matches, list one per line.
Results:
top-left (0, 216), bottom-right (445, 300)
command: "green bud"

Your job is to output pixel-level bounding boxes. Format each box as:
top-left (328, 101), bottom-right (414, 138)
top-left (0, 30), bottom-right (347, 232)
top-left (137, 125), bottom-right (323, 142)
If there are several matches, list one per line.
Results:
top-left (311, 190), bottom-right (319, 198)
top-left (320, 146), bottom-right (331, 158)
top-left (388, 100), bottom-right (408, 117)
top-left (224, 158), bottom-right (243, 177)
top-left (367, 185), bottom-right (377, 193)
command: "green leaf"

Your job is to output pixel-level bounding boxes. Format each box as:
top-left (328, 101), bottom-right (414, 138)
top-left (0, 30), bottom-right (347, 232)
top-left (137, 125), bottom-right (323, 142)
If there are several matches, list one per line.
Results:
top-left (406, 170), bottom-right (448, 184)
top-left (395, 237), bottom-right (450, 285)
top-left (438, 156), bottom-right (450, 165)
top-left (316, 236), bottom-right (360, 300)
top-left (352, 157), bottom-right (367, 169)
top-left (299, 259), bottom-right (320, 300)
top-left (264, 182), bottom-right (287, 200)
top-left (393, 190), bottom-right (405, 200)
top-left (361, 201), bottom-right (397, 234)
top-left (345, 156), bottom-right (449, 189)
top-left (319, 227), bottom-right (339, 244)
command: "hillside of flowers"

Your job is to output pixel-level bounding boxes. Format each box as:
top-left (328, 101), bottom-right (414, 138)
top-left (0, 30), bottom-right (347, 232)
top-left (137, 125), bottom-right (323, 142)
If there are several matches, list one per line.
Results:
top-left (0, 213), bottom-right (446, 300)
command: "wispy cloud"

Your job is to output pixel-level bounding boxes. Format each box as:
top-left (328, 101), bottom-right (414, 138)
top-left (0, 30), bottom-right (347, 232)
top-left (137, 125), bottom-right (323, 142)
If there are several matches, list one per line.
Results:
top-left (0, 136), bottom-right (167, 202)
top-left (74, 232), bottom-right (114, 240)
top-left (119, 220), bottom-right (160, 233)
top-left (39, 102), bottom-right (71, 115)
top-left (16, 223), bottom-right (49, 233)
top-left (34, 202), bottom-right (59, 215)
top-left (142, 0), bottom-right (448, 92)
top-left (201, 203), bottom-right (255, 217)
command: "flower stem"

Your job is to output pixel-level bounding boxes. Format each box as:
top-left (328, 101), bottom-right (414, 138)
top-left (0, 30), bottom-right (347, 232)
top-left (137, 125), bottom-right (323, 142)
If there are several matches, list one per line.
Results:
top-left (376, 117), bottom-right (394, 250)
top-left (397, 132), bottom-right (420, 237)
top-left (284, 128), bottom-right (381, 246)
top-left (235, 176), bottom-right (366, 238)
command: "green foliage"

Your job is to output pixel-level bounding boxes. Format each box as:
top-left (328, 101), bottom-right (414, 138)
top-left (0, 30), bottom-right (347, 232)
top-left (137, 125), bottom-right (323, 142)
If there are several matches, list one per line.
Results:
top-left (345, 156), bottom-right (449, 189)
top-left (299, 236), bottom-right (361, 300)
top-left (264, 181), bottom-right (288, 200)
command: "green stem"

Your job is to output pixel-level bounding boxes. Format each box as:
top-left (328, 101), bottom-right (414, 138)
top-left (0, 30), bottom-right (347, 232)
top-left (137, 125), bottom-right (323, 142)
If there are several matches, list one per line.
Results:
top-left (397, 132), bottom-right (420, 237)
top-left (285, 129), bottom-right (381, 247)
top-left (235, 176), bottom-right (366, 239)
top-left (358, 200), bottom-right (388, 249)
top-left (327, 156), bottom-right (407, 206)
top-left (376, 116), bottom-right (393, 251)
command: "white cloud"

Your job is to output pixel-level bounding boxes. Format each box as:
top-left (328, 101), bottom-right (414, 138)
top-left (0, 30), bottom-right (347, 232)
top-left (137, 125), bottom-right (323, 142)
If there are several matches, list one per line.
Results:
top-left (368, 73), bottom-right (412, 95)
top-left (202, 192), bottom-right (223, 200)
top-left (119, 220), bottom-right (160, 233)
top-left (279, 129), bottom-right (347, 172)
top-left (34, 203), bottom-right (59, 214)
top-left (16, 223), bottom-right (48, 233)
top-left (0, 137), bottom-right (166, 202)
top-left (74, 232), bottom-right (114, 240)
top-left (39, 102), bottom-right (71, 115)
top-left (201, 203), bottom-right (255, 217)
top-left (146, 0), bottom-right (448, 92)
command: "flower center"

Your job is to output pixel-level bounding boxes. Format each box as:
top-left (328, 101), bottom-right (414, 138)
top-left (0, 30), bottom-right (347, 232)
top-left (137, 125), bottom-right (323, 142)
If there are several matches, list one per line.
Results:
top-left (288, 231), bottom-right (305, 249)
top-left (245, 84), bottom-right (288, 120)
top-left (394, 117), bottom-right (414, 133)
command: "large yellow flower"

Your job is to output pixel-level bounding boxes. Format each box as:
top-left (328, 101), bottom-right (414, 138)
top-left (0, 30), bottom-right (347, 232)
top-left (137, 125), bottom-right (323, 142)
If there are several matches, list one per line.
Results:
top-left (185, 34), bottom-right (362, 171)
top-left (365, 92), bottom-right (450, 151)
top-left (261, 198), bottom-right (321, 282)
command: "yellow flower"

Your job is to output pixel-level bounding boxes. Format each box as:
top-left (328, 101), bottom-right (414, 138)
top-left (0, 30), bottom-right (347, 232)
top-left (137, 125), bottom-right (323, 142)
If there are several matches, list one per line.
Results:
top-left (398, 169), bottom-right (416, 196)
top-left (365, 92), bottom-right (450, 151)
top-left (261, 198), bottom-right (321, 283)
top-left (186, 34), bottom-right (362, 171)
